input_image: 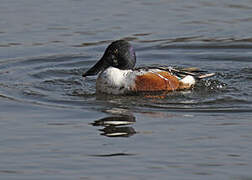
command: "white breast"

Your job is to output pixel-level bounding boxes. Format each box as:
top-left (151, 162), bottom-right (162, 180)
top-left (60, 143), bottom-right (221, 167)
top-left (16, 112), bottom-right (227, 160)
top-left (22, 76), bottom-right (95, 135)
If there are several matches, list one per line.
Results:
top-left (96, 67), bottom-right (136, 94)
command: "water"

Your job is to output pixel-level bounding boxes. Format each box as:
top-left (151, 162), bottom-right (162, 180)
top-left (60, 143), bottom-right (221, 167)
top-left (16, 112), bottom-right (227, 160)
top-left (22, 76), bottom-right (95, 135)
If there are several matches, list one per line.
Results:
top-left (0, 0), bottom-right (252, 179)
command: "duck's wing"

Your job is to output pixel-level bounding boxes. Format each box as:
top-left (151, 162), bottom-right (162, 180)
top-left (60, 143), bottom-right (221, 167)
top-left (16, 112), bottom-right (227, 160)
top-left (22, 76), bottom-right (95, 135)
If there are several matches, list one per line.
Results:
top-left (135, 65), bottom-right (215, 80)
top-left (168, 67), bottom-right (215, 79)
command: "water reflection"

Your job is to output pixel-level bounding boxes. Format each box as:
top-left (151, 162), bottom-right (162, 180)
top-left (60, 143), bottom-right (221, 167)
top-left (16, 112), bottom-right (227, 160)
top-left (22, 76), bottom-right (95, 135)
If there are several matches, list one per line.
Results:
top-left (91, 114), bottom-right (136, 138)
top-left (99, 126), bottom-right (136, 137)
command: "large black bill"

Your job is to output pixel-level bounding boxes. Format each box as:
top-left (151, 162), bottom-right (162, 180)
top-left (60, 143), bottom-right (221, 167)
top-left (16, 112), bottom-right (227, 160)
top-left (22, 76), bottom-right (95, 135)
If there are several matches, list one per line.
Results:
top-left (82, 58), bottom-right (107, 77)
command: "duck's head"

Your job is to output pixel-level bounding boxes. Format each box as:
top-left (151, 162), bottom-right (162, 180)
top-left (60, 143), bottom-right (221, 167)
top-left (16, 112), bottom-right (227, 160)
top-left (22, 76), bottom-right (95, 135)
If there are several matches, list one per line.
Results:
top-left (83, 40), bottom-right (136, 77)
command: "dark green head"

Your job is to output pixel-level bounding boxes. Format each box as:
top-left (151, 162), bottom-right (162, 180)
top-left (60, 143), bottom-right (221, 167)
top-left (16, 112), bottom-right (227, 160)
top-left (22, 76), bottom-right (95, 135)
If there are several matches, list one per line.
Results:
top-left (83, 40), bottom-right (136, 77)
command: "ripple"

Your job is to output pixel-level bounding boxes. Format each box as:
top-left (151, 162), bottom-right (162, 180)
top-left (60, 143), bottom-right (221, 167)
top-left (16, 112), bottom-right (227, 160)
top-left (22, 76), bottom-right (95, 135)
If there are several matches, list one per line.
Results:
top-left (0, 45), bottom-right (251, 113)
top-left (0, 54), bottom-right (95, 107)
top-left (73, 40), bottom-right (112, 47)
top-left (0, 170), bottom-right (23, 174)
top-left (90, 153), bottom-right (136, 157)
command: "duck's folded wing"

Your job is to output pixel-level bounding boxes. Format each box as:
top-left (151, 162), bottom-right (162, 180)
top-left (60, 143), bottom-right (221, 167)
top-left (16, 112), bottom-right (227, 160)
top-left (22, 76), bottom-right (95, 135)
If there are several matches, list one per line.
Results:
top-left (135, 65), bottom-right (215, 80)
top-left (169, 67), bottom-right (215, 79)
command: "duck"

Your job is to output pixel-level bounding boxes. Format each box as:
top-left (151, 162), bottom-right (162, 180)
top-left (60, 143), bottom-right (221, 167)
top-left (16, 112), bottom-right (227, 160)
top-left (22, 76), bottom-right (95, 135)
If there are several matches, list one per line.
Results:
top-left (83, 40), bottom-right (214, 95)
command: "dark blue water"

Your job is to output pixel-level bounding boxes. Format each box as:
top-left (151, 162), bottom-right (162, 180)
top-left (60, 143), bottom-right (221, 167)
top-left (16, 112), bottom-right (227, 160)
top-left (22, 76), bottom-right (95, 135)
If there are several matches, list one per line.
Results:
top-left (0, 0), bottom-right (252, 179)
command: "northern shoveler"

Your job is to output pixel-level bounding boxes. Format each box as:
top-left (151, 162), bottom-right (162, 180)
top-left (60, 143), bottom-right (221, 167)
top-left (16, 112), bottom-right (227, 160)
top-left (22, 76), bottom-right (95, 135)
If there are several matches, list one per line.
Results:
top-left (83, 40), bottom-right (214, 95)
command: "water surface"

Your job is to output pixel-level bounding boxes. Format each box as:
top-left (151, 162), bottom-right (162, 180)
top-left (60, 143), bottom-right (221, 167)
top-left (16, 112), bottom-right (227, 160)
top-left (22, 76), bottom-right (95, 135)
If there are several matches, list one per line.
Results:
top-left (0, 0), bottom-right (252, 179)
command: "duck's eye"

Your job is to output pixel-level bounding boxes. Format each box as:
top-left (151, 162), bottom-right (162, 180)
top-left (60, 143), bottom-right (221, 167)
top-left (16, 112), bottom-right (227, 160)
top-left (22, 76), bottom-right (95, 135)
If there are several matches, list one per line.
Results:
top-left (111, 54), bottom-right (118, 66)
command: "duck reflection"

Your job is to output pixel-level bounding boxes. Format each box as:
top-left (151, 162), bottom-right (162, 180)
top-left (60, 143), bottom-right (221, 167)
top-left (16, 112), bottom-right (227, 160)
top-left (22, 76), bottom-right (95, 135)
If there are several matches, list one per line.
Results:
top-left (91, 115), bottom-right (136, 137)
